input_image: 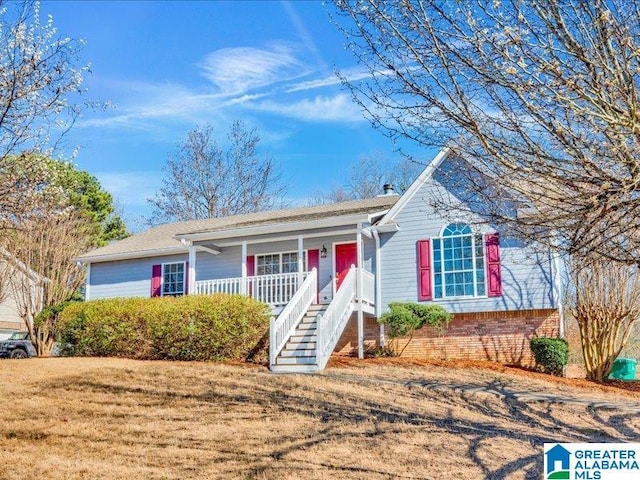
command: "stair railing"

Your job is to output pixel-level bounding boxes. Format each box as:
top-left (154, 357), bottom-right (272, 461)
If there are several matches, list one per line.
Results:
top-left (269, 268), bottom-right (317, 369)
top-left (315, 265), bottom-right (357, 370)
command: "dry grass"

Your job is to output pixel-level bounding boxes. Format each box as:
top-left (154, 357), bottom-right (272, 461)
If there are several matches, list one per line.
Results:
top-left (0, 358), bottom-right (639, 480)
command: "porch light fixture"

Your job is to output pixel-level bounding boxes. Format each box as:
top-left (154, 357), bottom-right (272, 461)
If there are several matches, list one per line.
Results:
top-left (320, 245), bottom-right (327, 258)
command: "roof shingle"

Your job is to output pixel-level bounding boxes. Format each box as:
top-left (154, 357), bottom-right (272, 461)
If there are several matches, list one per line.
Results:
top-left (78, 196), bottom-right (399, 262)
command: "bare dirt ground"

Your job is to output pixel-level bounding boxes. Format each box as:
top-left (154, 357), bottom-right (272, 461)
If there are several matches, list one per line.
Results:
top-left (0, 357), bottom-right (638, 480)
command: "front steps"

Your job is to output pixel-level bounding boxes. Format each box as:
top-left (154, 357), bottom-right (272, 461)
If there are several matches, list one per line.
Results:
top-left (270, 304), bottom-right (326, 373)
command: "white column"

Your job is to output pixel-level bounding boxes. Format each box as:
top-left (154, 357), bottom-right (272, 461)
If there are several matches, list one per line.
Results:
top-left (357, 223), bottom-right (364, 359)
top-left (373, 229), bottom-right (384, 347)
top-left (187, 244), bottom-right (196, 294)
top-left (297, 234), bottom-right (304, 286)
top-left (241, 240), bottom-right (247, 295)
top-left (84, 263), bottom-right (91, 301)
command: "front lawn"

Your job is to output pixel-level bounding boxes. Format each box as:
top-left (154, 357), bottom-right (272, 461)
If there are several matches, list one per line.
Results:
top-left (0, 358), bottom-right (638, 479)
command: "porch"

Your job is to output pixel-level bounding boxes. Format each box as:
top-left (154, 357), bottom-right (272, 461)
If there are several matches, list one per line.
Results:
top-left (193, 268), bottom-right (375, 312)
top-left (175, 211), bottom-right (391, 372)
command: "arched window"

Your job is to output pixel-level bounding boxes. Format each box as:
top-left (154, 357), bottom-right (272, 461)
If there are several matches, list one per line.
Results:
top-left (432, 223), bottom-right (486, 298)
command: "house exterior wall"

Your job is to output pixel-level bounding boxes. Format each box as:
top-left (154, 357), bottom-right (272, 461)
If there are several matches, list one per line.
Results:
top-left (87, 233), bottom-right (375, 302)
top-left (378, 159), bottom-right (556, 314)
top-left (0, 281), bottom-right (26, 339)
top-left (196, 234), bottom-right (373, 304)
top-left (0, 262), bottom-right (44, 339)
top-left (88, 254), bottom-right (188, 299)
top-left (333, 309), bottom-right (558, 366)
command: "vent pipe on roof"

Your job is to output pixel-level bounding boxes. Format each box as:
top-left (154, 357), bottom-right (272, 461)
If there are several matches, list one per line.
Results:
top-left (383, 183), bottom-right (394, 195)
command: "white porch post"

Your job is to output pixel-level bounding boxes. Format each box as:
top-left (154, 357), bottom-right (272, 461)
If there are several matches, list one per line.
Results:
top-left (240, 240), bottom-right (247, 295)
top-left (85, 263), bottom-right (91, 301)
top-left (357, 223), bottom-right (364, 359)
top-left (187, 244), bottom-right (196, 294)
top-left (297, 234), bottom-right (304, 286)
top-left (373, 229), bottom-right (384, 347)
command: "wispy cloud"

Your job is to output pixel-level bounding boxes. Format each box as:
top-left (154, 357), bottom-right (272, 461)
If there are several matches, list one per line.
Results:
top-left (77, 43), bottom-right (377, 132)
top-left (200, 44), bottom-right (309, 95)
top-left (285, 67), bottom-right (390, 93)
top-left (250, 94), bottom-right (365, 123)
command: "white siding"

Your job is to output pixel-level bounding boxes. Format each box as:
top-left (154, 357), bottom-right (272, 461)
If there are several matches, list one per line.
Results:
top-left (0, 274), bottom-right (27, 338)
top-left (89, 254), bottom-right (189, 299)
top-left (379, 162), bottom-right (555, 314)
top-left (88, 234), bottom-right (375, 303)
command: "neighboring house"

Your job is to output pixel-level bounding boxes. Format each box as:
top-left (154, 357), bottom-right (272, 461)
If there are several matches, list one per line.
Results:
top-left (0, 251), bottom-right (46, 340)
top-left (77, 149), bottom-right (561, 372)
top-left (0, 283), bottom-right (25, 340)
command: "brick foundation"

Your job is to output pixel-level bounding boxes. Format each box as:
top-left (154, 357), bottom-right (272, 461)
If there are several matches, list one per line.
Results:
top-left (332, 309), bottom-right (559, 366)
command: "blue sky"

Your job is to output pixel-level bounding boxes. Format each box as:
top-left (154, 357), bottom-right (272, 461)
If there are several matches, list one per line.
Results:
top-left (39, 0), bottom-right (430, 231)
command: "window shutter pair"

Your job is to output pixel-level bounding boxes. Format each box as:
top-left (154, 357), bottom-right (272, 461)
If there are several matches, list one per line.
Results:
top-left (416, 233), bottom-right (502, 300)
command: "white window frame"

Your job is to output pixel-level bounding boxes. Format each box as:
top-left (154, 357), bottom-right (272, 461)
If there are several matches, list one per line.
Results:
top-left (255, 250), bottom-right (308, 276)
top-left (432, 224), bottom-right (487, 300)
top-left (161, 261), bottom-right (186, 296)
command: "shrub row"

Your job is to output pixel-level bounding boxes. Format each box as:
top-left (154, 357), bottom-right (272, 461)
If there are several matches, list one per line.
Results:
top-left (56, 294), bottom-right (271, 361)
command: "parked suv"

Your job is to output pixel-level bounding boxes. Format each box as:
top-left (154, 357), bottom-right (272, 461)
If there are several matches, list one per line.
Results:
top-left (0, 332), bottom-right (37, 359)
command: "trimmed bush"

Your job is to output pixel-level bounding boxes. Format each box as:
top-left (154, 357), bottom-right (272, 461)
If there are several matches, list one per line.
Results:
top-left (530, 337), bottom-right (569, 375)
top-left (56, 294), bottom-right (271, 362)
top-left (379, 302), bottom-right (453, 338)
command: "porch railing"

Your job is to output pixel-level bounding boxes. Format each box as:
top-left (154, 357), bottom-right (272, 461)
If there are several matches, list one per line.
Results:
top-left (361, 269), bottom-right (375, 306)
top-left (269, 268), bottom-right (317, 367)
top-left (315, 265), bottom-right (357, 370)
top-left (195, 271), bottom-right (310, 306)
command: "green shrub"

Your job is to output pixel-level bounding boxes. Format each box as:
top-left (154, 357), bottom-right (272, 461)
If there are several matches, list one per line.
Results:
top-left (379, 302), bottom-right (453, 338)
top-left (56, 294), bottom-right (271, 362)
top-left (530, 337), bottom-right (569, 375)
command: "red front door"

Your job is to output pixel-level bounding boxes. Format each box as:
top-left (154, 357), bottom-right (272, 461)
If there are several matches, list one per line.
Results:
top-left (335, 243), bottom-right (357, 290)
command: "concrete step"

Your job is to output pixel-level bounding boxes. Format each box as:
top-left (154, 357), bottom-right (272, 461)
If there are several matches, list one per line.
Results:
top-left (285, 340), bottom-right (317, 350)
top-left (297, 320), bottom-right (317, 328)
top-left (295, 324), bottom-right (317, 334)
top-left (306, 304), bottom-right (327, 312)
top-left (270, 364), bottom-right (320, 374)
top-left (290, 333), bottom-right (317, 343)
top-left (276, 356), bottom-right (317, 365)
top-left (278, 348), bottom-right (317, 357)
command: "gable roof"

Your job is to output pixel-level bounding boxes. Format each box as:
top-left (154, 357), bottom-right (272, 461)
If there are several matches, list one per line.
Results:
top-left (375, 147), bottom-right (450, 227)
top-left (77, 196), bottom-right (399, 263)
top-left (0, 248), bottom-right (48, 284)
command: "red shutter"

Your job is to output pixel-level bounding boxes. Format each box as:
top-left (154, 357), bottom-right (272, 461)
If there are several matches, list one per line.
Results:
top-left (485, 233), bottom-right (502, 297)
top-left (417, 240), bottom-right (432, 301)
top-left (151, 264), bottom-right (162, 297)
top-left (184, 262), bottom-right (189, 295)
top-left (246, 255), bottom-right (255, 276)
top-left (307, 249), bottom-right (320, 303)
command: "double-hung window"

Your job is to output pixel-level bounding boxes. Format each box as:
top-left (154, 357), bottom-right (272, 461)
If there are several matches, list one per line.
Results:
top-left (162, 262), bottom-right (185, 296)
top-left (254, 251), bottom-right (308, 305)
top-left (432, 223), bottom-right (486, 298)
top-left (256, 251), bottom-right (307, 275)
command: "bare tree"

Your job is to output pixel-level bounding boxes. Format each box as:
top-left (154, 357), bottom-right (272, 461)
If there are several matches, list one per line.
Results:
top-left (332, 0), bottom-right (640, 263)
top-left (567, 257), bottom-right (640, 381)
top-left (3, 211), bottom-right (92, 356)
top-left (148, 121), bottom-right (285, 224)
top-left (310, 154), bottom-right (421, 204)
